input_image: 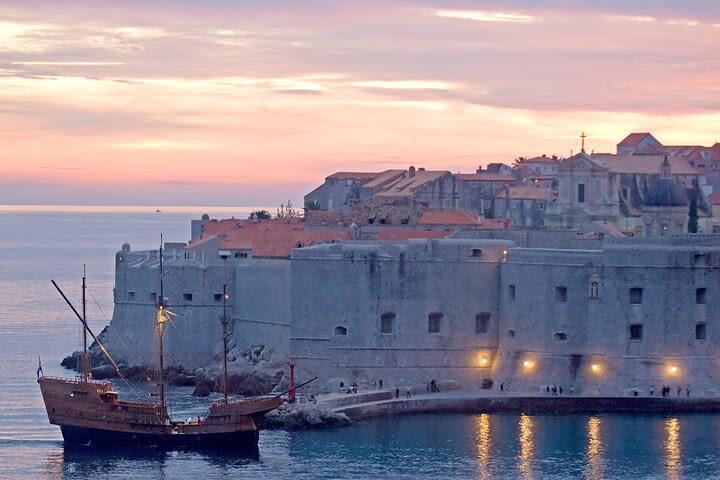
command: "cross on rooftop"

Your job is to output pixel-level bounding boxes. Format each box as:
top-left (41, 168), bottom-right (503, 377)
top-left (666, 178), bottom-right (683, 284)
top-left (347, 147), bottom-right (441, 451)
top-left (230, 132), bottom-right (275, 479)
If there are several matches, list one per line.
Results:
top-left (581, 132), bottom-right (587, 152)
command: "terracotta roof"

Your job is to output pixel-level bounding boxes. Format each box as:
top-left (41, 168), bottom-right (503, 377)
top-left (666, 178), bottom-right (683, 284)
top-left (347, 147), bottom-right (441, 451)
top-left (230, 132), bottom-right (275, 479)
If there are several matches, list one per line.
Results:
top-left (707, 192), bottom-right (720, 205)
top-left (326, 172), bottom-right (377, 180)
top-left (617, 132), bottom-right (654, 146)
top-left (419, 210), bottom-right (481, 225)
top-left (517, 165), bottom-right (535, 177)
top-left (375, 170), bottom-right (449, 197)
top-left (199, 218), bottom-right (243, 236)
top-left (591, 154), bottom-right (699, 175)
top-left (359, 170), bottom-right (406, 190)
top-left (455, 173), bottom-right (515, 182)
top-left (184, 234), bottom-right (219, 249)
top-left (496, 186), bottom-right (550, 200)
top-left (518, 155), bottom-right (560, 164)
top-left (190, 218), bottom-right (350, 257)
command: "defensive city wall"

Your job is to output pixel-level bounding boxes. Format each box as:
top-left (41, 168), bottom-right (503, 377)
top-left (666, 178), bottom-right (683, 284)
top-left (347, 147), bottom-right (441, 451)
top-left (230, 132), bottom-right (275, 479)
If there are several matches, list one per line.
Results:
top-left (105, 233), bottom-right (720, 395)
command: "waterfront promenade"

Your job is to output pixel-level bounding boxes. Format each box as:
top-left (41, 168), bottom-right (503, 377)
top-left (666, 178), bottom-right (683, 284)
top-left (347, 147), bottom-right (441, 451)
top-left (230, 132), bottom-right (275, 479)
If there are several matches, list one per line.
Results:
top-left (316, 388), bottom-right (720, 420)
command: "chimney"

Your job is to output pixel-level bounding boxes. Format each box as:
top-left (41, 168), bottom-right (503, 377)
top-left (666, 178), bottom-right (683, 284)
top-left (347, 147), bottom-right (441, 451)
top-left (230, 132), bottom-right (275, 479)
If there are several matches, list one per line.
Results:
top-left (408, 166), bottom-right (416, 177)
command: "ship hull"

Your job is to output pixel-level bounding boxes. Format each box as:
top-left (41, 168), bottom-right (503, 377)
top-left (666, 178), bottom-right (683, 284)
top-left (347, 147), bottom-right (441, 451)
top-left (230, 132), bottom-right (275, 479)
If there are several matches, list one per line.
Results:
top-left (60, 424), bottom-right (260, 448)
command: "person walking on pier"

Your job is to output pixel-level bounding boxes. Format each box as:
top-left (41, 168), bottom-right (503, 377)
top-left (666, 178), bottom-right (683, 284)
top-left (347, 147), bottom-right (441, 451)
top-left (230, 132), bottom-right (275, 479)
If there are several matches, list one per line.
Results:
top-left (406, 387), bottom-right (411, 399)
top-left (500, 382), bottom-right (504, 393)
top-left (379, 379), bottom-right (383, 390)
top-left (395, 387), bottom-right (399, 399)
top-left (650, 385), bottom-right (654, 396)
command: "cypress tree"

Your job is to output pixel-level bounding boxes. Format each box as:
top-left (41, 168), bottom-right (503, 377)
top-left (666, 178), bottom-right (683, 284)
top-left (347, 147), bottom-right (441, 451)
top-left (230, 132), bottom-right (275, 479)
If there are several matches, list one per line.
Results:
top-left (688, 197), bottom-right (699, 233)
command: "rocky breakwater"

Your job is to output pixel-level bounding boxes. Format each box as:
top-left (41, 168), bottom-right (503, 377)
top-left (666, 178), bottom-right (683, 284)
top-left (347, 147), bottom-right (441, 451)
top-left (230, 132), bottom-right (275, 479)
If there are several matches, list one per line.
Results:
top-left (264, 402), bottom-right (352, 429)
top-left (191, 343), bottom-right (286, 397)
top-left (61, 328), bottom-right (284, 395)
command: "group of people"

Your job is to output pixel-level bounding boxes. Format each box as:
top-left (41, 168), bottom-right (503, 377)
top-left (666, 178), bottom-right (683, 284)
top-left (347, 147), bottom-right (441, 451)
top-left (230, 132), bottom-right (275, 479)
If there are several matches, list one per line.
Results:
top-left (426, 379), bottom-right (440, 392)
top-left (394, 386), bottom-right (412, 399)
top-left (546, 384), bottom-right (573, 395)
top-left (340, 382), bottom-right (359, 394)
top-left (649, 385), bottom-right (690, 397)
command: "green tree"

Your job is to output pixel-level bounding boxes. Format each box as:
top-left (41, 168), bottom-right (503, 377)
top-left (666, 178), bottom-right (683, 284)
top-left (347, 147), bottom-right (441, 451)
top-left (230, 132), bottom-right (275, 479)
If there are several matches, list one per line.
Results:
top-left (688, 197), bottom-right (699, 233)
top-left (304, 200), bottom-right (322, 210)
top-left (249, 209), bottom-right (271, 220)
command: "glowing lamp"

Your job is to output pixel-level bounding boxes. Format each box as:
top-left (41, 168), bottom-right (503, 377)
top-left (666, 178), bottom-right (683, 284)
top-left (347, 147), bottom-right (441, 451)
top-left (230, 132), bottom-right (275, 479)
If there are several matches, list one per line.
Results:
top-left (670, 365), bottom-right (678, 374)
top-left (523, 360), bottom-right (533, 369)
top-left (591, 363), bottom-right (600, 372)
top-left (481, 357), bottom-right (489, 366)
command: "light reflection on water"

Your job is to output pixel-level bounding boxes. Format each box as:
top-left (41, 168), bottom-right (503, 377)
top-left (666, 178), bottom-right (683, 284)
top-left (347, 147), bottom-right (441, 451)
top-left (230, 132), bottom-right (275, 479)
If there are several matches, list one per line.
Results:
top-left (517, 414), bottom-right (534, 479)
top-left (585, 417), bottom-right (604, 480)
top-left (665, 418), bottom-right (682, 480)
top-left (474, 413), bottom-right (491, 479)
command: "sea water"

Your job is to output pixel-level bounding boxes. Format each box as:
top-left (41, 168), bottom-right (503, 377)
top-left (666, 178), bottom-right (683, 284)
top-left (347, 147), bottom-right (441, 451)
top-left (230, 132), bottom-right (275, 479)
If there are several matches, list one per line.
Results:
top-left (1, 206), bottom-right (720, 479)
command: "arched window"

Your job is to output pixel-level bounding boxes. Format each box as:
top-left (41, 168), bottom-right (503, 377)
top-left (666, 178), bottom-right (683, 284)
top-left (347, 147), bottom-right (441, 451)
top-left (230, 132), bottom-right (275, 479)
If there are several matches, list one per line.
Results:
top-left (334, 326), bottom-right (347, 336)
top-left (380, 312), bottom-right (395, 334)
top-left (553, 332), bottom-right (567, 341)
top-left (507, 329), bottom-right (516, 338)
top-left (475, 313), bottom-right (491, 334)
top-left (588, 274), bottom-right (601, 299)
top-left (428, 312), bottom-right (443, 333)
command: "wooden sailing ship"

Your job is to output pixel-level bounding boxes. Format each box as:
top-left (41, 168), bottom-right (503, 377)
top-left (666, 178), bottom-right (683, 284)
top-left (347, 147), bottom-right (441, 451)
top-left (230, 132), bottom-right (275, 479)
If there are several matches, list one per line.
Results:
top-left (39, 244), bottom-right (284, 448)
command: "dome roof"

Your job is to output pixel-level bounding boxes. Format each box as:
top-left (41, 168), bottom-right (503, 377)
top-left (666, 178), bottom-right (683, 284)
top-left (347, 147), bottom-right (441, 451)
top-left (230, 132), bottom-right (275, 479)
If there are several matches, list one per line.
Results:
top-left (644, 178), bottom-right (687, 207)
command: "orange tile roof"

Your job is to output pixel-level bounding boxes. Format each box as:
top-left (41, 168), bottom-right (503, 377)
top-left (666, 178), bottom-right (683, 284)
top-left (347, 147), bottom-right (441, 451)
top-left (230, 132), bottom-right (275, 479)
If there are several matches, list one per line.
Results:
top-left (518, 155), bottom-right (560, 164)
top-left (419, 210), bottom-right (481, 225)
top-left (456, 173), bottom-right (515, 182)
top-left (375, 170), bottom-right (449, 197)
top-left (190, 218), bottom-right (350, 257)
top-left (326, 172), bottom-right (378, 180)
top-left (359, 170), bottom-right (406, 190)
top-left (592, 154), bottom-right (699, 175)
top-left (184, 234), bottom-right (219, 248)
top-left (707, 192), bottom-right (720, 205)
top-left (617, 132), bottom-right (654, 146)
top-left (496, 186), bottom-right (550, 200)
top-left (199, 218), bottom-right (243, 236)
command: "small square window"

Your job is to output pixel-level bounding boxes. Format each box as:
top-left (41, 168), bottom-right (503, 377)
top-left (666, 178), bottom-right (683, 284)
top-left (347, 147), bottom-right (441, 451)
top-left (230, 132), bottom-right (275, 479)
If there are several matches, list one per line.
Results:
top-left (183, 293), bottom-right (193, 302)
top-left (696, 288), bottom-right (707, 304)
top-left (555, 286), bottom-right (567, 303)
top-left (381, 313), bottom-right (395, 334)
top-left (127, 291), bottom-right (135, 300)
top-left (629, 288), bottom-right (643, 304)
top-left (213, 293), bottom-right (223, 302)
top-left (696, 323), bottom-right (707, 340)
top-left (428, 312), bottom-right (443, 333)
top-left (508, 285), bottom-right (516, 301)
top-left (149, 292), bottom-right (157, 303)
top-left (475, 313), bottom-right (490, 334)
top-left (470, 249), bottom-right (483, 258)
top-left (629, 324), bottom-right (643, 340)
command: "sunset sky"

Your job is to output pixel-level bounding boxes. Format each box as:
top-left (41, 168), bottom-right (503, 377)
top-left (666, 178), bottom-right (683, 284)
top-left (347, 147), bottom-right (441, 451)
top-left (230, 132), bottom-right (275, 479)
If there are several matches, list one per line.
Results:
top-left (2, 1), bottom-right (720, 206)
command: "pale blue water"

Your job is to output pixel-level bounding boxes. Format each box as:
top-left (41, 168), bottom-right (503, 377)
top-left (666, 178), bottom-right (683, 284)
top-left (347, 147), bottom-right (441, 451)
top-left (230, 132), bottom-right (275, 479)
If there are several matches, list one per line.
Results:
top-left (1, 207), bottom-right (720, 479)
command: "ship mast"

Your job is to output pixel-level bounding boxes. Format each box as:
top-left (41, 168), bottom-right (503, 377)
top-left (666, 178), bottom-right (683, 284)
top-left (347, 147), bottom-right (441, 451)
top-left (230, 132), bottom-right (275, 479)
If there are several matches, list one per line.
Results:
top-left (157, 235), bottom-right (166, 409)
top-left (221, 283), bottom-right (229, 404)
top-left (82, 264), bottom-right (89, 382)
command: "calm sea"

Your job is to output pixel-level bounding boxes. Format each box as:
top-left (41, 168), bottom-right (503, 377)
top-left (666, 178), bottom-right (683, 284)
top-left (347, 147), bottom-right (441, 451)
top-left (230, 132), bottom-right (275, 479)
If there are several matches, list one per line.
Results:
top-left (2, 206), bottom-right (720, 479)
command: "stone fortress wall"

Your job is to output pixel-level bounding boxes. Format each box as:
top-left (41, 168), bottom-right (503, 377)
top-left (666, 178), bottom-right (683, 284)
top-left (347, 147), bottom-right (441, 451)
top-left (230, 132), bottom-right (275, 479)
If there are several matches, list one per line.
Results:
top-left (107, 232), bottom-right (720, 395)
top-left (107, 244), bottom-right (290, 368)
